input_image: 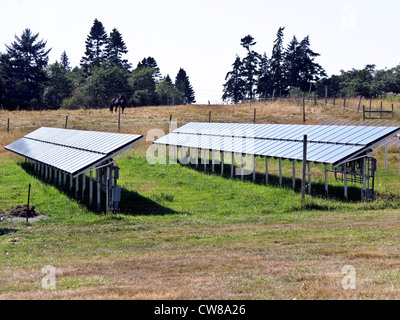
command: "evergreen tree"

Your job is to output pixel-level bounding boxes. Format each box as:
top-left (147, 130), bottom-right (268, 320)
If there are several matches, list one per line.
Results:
top-left (60, 51), bottom-right (71, 72)
top-left (137, 57), bottom-right (162, 83)
top-left (0, 54), bottom-right (6, 106)
top-left (257, 52), bottom-right (272, 98)
top-left (3, 28), bottom-right (51, 109)
top-left (282, 36), bottom-right (301, 89)
top-left (296, 36), bottom-right (326, 91)
top-left (175, 68), bottom-right (196, 104)
top-left (106, 28), bottom-right (130, 70)
top-left (240, 35), bottom-right (260, 100)
top-left (80, 19), bottom-right (108, 73)
top-left (222, 55), bottom-right (246, 103)
top-left (269, 27), bottom-right (285, 96)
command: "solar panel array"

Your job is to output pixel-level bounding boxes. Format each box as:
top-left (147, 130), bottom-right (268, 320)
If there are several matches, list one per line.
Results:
top-left (154, 122), bottom-right (400, 165)
top-left (5, 127), bottom-right (143, 176)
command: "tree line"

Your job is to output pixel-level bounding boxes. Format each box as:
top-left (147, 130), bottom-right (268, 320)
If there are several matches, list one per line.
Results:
top-left (222, 27), bottom-right (400, 103)
top-left (0, 18), bottom-right (196, 110)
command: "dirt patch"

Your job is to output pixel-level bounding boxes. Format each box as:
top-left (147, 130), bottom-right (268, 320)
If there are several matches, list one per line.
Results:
top-left (1, 205), bottom-right (48, 223)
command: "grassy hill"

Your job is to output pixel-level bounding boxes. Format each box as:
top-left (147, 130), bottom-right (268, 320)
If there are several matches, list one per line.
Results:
top-left (1, 100), bottom-right (400, 299)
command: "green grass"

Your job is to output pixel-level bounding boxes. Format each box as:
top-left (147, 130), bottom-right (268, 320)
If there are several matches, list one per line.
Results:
top-left (1, 147), bottom-right (400, 299)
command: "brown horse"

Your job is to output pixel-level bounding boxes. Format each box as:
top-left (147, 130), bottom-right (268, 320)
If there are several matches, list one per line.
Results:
top-left (109, 95), bottom-right (127, 113)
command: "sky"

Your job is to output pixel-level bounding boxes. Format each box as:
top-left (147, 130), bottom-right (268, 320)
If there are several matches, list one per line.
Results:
top-left (0, 0), bottom-right (400, 104)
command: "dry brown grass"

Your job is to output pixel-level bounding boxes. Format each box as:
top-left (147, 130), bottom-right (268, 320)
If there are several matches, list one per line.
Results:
top-left (1, 100), bottom-right (400, 300)
top-left (2, 211), bottom-right (400, 300)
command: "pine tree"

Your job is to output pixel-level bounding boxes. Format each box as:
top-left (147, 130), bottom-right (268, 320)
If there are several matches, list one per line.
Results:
top-left (137, 57), bottom-right (162, 83)
top-left (296, 36), bottom-right (326, 91)
top-left (222, 55), bottom-right (246, 103)
top-left (283, 36), bottom-right (301, 89)
top-left (270, 27), bottom-right (285, 96)
top-left (60, 51), bottom-right (71, 72)
top-left (257, 52), bottom-right (271, 98)
top-left (175, 68), bottom-right (195, 104)
top-left (80, 19), bottom-right (108, 73)
top-left (106, 28), bottom-right (130, 70)
top-left (240, 34), bottom-right (260, 100)
top-left (4, 28), bottom-right (51, 109)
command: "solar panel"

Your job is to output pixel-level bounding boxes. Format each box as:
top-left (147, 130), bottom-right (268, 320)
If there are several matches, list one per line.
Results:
top-left (5, 127), bottom-right (144, 177)
top-left (154, 122), bottom-right (400, 165)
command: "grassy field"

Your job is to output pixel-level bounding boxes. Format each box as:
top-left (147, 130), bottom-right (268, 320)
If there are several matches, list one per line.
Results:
top-left (1, 100), bottom-right (400, 300)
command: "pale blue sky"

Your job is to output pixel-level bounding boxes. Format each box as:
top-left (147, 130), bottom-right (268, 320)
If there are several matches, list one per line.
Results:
top-left (1, 0), bottom-right (399, 104)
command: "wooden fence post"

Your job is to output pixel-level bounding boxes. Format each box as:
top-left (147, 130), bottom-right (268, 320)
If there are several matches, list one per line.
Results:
top-left (325, 85), bottom-right (328, 105)
top-left (363, 105), bottom-right (365, 122)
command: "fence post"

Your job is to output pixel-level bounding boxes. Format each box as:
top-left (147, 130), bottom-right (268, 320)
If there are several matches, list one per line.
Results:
top-left (65, 116), bottom-right (68, 129)
top-left (254, 108), bottom-right (256, 124)
top-left (303, 98), bottom-right (306, 123)
top-left (7, 118), bottom-right (10, 133)
top-left (357, 96), bottom-right (362, 112)
top-left (209, 111), bottom-right (211, 123)
top-left (363, 105), bottom-right (365, 122)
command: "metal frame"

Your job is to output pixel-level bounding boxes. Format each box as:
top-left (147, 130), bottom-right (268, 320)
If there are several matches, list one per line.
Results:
top-left (155, 122), bottom-right (400, 202)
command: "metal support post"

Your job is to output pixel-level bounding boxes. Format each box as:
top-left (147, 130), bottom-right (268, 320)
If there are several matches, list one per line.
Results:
top-left (253, 155), bottom-right (256, 182)
top-left (325, 164), bottom-right (329, 199)
top-left (308, 162), bottom-right (311, 195)
top-left (292, 161), bottom-right (296, 190)
top-left (231, 152), bottom-right (234, 178)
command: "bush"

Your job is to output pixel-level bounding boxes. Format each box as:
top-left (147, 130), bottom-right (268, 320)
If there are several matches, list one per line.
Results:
top-left (61, 89), bottom-right (91, 110)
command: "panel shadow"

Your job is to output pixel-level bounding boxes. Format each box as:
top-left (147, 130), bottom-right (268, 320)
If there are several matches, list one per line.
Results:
top-left (18, 162), bottom-right (177, 216)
